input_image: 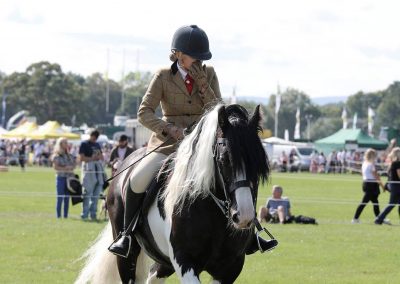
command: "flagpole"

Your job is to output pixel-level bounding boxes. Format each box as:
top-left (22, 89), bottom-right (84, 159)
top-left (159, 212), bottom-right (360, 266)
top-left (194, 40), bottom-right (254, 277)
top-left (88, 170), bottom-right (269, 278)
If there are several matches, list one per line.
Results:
top-left (105, 49), bottom-right (110, 113)
top-left (121, 49), bottom-right (126, 114)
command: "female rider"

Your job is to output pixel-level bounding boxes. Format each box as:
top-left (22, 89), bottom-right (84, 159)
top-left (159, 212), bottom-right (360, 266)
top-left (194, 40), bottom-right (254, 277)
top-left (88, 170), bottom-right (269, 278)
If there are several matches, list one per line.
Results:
top-left (109, 25), bottom-right (276, 257)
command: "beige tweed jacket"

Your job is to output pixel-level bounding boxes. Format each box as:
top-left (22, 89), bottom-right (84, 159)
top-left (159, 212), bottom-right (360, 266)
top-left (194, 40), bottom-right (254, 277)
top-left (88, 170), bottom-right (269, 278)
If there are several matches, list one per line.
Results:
top-left (138, 61), bottom-right (221, 155)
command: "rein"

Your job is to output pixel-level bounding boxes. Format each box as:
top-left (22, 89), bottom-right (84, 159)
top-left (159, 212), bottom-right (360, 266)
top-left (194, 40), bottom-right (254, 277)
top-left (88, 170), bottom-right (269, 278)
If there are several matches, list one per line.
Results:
top-left (105, 138), bottom-right (172, 183)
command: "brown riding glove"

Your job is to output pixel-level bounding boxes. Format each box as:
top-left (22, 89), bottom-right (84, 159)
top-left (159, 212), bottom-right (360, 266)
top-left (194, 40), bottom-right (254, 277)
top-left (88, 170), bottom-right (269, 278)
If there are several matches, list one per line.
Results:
top-left (188, 61), bottom-right (209, 94)
top-left (166, 125), bottom-right (184, 141)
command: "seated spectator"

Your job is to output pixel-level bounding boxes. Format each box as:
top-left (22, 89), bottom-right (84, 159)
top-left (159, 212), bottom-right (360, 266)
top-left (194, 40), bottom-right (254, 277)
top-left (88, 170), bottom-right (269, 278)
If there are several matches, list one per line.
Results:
top-left (259, 185), bottom-right (292, 224)
top-left (279, 151), bottom-right (288, 172)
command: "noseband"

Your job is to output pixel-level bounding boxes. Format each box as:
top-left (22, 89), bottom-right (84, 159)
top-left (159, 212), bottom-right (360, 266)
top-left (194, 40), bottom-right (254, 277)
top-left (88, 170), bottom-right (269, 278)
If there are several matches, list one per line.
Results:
top-left (211, 138), bottom-right (254, 219)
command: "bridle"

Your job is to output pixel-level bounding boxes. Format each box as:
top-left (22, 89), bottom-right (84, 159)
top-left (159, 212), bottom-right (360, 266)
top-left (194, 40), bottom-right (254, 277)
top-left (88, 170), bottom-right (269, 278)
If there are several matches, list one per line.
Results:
top-left (210, 137), bottom-right (276, 244)
top-left (210, 137), bottom-right (255, 219)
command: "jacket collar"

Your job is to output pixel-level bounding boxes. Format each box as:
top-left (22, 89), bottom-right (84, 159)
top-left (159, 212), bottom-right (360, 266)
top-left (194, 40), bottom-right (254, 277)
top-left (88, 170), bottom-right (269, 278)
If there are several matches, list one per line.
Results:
top-left (171, 60), bottom-right (179, 75)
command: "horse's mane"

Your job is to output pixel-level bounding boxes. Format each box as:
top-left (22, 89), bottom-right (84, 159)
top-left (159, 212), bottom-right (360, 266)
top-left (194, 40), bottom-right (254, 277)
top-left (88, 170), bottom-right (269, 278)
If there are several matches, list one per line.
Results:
top-left (163, 103), bottom-right (269, 218)
top-left (163, 104), bottom-right (222, 217)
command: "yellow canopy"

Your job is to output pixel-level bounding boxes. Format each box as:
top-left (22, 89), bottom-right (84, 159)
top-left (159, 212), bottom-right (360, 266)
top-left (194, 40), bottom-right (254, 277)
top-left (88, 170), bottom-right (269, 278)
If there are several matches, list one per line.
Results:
top-left (26, 121), bottom-right (80, 140)
top-left (1, 121), bottom-right (38, 139)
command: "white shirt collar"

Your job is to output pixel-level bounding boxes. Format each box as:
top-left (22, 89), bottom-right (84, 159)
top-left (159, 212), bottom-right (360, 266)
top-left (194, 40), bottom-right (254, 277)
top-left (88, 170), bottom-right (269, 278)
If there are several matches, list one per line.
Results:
top-left (176, 62), bottom-right (188, 80)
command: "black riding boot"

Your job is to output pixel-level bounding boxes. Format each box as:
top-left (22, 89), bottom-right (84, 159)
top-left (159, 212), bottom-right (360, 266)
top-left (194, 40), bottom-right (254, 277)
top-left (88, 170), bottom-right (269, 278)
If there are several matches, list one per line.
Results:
top-left (246, 234), bottom-right (278, 255)
top-left (108, 190), bottom-right (145, 258)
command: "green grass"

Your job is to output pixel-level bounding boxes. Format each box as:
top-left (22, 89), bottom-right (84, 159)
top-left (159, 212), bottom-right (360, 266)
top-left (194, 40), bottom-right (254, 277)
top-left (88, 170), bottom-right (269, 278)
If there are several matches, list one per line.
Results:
top-left (1, 167), bottom-right (400, 283)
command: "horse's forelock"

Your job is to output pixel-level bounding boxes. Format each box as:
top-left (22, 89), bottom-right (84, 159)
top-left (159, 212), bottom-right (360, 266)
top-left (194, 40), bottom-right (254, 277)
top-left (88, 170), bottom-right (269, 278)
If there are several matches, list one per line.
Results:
top-left (224, 106), bottom-right (269, 184)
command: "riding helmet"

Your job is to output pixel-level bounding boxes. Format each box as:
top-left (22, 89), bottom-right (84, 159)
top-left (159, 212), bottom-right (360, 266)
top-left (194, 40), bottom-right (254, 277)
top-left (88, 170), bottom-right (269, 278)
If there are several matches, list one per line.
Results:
top-left (171, 25), bottom-right (212, 60)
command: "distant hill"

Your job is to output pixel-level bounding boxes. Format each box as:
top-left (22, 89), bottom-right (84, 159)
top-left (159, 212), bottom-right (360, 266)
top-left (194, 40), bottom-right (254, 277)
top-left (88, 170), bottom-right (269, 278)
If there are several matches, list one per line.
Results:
top-left (222, 96), bottom-right (270, 105)
top-left (311, 96), bottom-right (348, 105)
top-left (222, 95), bottom-right (348, 106)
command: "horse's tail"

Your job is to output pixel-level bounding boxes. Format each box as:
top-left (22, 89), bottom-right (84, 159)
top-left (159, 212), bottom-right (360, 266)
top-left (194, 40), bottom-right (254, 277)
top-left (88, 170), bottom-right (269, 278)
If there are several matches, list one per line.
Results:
top-left (74, 222), bottom-right (119, 284)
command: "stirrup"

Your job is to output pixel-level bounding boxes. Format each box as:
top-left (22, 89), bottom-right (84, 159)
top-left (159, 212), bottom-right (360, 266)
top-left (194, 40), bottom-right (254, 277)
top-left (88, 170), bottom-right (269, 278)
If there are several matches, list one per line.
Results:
top-left (108, 232), bottom-right (132, 258)
top-left (253, 218), bottom-right (278, 253)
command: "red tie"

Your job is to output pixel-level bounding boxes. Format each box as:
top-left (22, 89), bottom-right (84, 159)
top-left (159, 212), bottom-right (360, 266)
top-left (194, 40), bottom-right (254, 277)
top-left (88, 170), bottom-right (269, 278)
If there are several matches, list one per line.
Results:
top-left (185, 74), bottom-right (194, 94)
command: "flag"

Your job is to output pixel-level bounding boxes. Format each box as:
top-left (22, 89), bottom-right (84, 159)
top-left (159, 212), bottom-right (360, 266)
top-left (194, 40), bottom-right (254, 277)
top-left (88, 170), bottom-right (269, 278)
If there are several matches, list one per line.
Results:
top-left (275, 93), bottom-right (281, 114)
top-left (231, 86), bottom-right (237, 104)
top-left (1, 93), bottom-right (7, 128)
top-left (352, 113), bottom-right (358, 129)
top-left (294, 107), bottom-right (300, 139)
top-left (284, 129), bottom-right (289, 141)
top-left (341, 108), bottom-right (348, 129)
top-left (368, 107), bottom-right (375, 136)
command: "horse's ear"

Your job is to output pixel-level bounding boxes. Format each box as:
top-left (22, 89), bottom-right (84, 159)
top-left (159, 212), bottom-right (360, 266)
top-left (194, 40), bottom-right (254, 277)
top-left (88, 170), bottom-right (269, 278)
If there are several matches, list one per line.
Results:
top-left (249, 105), bottom-right (262, 130)
top-left (218, 106), bottom-right (230, 131)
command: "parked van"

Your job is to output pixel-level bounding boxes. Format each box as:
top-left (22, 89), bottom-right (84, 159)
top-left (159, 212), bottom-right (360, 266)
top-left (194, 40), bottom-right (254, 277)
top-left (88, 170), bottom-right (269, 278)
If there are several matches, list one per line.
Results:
top-left (263, 143), bottom-right (315, 171)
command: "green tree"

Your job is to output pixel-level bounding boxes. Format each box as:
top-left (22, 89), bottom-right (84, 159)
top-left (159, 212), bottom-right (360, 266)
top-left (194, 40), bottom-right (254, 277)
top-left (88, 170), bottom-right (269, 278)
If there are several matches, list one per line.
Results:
top-left (82, 73), bottom-right (121, 125)
top-left (121, 71), bottom-right (152, 117)
top-left (377, 81), bottom-right (400, 130)
top-left (3, 62), bottom-right (85, 125)
top-left (310, 103), bottom-right (343, 140)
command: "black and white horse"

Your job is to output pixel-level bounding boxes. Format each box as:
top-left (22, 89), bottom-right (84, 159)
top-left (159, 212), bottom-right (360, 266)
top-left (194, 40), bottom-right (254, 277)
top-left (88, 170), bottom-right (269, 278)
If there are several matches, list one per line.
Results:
top-left (75, 104), bottom-right (270, 284)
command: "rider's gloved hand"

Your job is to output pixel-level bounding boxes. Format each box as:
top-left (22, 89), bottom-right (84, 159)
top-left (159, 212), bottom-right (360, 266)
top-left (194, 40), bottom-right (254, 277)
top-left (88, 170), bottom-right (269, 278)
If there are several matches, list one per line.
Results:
top-left (188, 61), bottom-right (209, 94)
top-left (166, 125), bottom-right (184, 141)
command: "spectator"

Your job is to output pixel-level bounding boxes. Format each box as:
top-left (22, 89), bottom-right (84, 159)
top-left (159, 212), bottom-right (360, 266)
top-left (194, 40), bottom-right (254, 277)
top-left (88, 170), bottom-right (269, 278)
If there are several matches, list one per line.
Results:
top-left (259, 185), bottom-right (292, 224)
top-left (326, 150), bottom-right (337, 173)
top-left (79, 130), bottom-right (105, 221)
top-left (288, 149), bottom-right (298, 172)
top-left (109, 134), bottom-right (135, 176)
top-left (18, 139), bottom-right (26, 171)
top-left (318, 152), bottom-right (326, 173)
top-left (352, 149), bottom-right (385, 224)
top-left (310, 150), bottom-right (319, 173)
top-left (375, 147), bottom-right (400, 225)
top-left (279, 151), bottom-right (288, 172)
top-left (52, 137), bottom-right (76, 218)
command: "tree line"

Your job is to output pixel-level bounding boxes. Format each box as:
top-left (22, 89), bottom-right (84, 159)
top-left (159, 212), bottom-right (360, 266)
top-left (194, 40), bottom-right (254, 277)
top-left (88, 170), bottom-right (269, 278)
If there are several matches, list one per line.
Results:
top-left (1, 61), bottom-right (399, 140)
top-left (0, 61), bottom-right (151, 127)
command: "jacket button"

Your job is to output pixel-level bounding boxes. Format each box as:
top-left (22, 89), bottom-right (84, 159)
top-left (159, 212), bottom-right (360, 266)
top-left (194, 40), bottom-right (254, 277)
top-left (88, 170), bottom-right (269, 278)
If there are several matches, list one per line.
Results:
top-left (188, 100), bottom-right (192, 104)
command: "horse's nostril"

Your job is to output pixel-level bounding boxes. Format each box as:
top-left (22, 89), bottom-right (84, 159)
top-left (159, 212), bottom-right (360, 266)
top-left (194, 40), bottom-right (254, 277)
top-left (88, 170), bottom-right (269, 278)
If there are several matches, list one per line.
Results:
top-left (232, 212), bottom-right (239, 223)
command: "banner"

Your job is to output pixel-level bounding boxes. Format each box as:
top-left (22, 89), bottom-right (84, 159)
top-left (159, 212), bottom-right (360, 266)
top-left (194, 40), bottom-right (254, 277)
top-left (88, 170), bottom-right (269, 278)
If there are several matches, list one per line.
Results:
top-left (341, 108), bottom-right (348, 129)
top-left (368, 107), bottom-right (375, 136)
top-left (294, 107), bottom-right (300, 139)
top-left (275, 93), bottom-right (281, 114)
top-left (352, 113), bottom-right (358, 129)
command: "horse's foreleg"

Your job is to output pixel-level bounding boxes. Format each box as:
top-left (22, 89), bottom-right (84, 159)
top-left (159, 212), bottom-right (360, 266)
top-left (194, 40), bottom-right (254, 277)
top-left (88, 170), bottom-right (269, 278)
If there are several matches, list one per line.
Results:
top-left (168, 247), bottom-right (201, 283)
top-left (209, 254), bottom-right (245, 284)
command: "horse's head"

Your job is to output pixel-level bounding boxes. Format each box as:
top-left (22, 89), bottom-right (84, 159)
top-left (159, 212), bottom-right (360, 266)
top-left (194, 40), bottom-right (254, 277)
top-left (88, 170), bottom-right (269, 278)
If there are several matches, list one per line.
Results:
top-left (215, 104), bottom-right (270, 229)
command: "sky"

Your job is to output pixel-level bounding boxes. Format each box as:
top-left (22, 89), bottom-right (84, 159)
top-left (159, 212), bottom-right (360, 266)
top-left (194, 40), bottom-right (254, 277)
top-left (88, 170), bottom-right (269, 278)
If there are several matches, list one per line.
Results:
top-left (1, 0), bottom-right (400, 99)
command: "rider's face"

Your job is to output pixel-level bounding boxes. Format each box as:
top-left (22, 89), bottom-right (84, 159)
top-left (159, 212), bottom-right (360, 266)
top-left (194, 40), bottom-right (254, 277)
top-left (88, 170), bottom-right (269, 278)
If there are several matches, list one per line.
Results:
top-left (177, 53), bottom-right (197, 71)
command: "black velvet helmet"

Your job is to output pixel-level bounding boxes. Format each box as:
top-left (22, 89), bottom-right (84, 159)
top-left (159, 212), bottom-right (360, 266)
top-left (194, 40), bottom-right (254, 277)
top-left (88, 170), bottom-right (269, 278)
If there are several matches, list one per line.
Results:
top-left (171, 25), bottom-right (212, 60)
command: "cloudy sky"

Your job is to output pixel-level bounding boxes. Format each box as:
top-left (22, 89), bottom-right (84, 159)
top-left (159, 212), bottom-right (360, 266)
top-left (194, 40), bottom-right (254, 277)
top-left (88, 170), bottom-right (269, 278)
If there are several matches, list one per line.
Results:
top-left (1, 0), bottom-right (400, 99)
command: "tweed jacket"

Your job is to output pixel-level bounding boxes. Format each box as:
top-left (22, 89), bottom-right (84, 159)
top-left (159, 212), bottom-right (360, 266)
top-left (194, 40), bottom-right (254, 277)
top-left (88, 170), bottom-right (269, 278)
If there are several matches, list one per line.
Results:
top-left (138, 61), bottom-right (221, 155)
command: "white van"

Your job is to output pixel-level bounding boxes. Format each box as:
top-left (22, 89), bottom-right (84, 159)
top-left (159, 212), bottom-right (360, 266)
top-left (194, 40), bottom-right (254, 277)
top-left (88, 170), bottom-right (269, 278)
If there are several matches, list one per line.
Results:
top-left (263, 143), bottom-right (315, 171)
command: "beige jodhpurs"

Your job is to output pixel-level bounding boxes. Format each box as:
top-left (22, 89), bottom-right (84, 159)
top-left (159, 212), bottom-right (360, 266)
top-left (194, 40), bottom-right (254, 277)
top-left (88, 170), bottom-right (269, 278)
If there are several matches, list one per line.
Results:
top-left (129, 151), bottom-right (167, 194)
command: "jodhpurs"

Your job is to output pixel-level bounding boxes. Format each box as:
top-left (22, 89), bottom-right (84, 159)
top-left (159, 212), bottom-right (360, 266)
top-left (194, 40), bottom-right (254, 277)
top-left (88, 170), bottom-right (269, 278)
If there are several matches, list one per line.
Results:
top-left (129, 152), bottom-right (167, 194)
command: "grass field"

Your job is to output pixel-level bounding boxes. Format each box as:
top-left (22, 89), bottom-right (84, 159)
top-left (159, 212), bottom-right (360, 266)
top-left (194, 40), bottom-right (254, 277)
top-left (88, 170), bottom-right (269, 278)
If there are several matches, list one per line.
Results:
top-left (1, 166), bottom-right (400, 283)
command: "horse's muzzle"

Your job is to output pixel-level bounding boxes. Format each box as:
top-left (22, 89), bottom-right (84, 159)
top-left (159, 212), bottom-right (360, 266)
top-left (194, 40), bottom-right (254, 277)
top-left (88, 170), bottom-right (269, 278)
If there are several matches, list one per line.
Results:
top-left (231, 211), bottom-right (253, 229)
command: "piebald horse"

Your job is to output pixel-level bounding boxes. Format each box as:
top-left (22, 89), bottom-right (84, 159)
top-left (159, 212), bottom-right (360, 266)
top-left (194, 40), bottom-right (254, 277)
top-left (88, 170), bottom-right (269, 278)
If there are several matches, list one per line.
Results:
top-left (75, 104), bottom-right (270, 283)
